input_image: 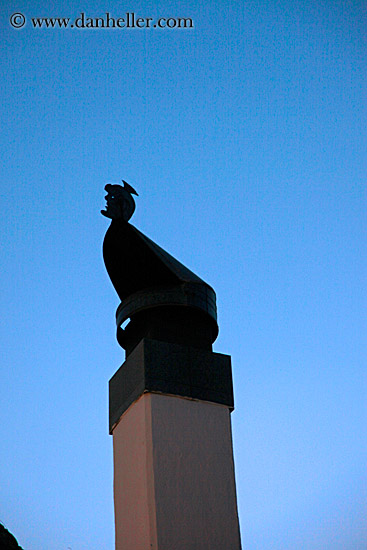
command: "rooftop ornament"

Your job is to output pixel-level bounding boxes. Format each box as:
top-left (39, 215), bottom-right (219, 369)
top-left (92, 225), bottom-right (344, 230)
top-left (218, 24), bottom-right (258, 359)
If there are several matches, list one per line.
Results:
top-left (102, 181), bottom-right (218, 356)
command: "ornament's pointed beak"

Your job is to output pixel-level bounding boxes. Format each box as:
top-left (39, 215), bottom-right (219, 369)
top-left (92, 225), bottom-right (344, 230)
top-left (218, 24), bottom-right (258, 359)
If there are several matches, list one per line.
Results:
top-left (122, 180), bottom-right (139, 196)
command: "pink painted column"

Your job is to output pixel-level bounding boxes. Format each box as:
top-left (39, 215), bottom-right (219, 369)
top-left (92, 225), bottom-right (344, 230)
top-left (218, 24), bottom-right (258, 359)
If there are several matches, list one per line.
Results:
top-left (112, 393), bottom-right (241, 550)
top-left (110, 338), bottom-right (242, 550)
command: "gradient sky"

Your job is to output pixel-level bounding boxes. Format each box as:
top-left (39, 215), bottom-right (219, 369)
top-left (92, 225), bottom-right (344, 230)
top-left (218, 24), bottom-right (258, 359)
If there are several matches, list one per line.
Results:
top-left (1, 1), bottom-right (366, 549)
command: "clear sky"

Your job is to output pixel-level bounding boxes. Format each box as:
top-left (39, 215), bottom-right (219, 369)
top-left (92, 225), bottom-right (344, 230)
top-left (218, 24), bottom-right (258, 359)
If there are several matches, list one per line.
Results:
top-left (1, 1), bottom-right (366, 549)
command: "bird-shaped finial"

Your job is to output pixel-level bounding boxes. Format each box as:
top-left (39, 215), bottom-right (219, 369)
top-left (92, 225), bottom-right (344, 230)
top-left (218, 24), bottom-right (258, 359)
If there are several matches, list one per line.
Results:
top-left (101, 180), bottom-right (139, 222)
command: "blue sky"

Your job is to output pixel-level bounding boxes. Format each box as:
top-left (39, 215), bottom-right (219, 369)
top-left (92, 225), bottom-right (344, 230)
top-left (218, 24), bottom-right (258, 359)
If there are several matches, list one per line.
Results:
top-left (1, 1), bottom-right (366, 548)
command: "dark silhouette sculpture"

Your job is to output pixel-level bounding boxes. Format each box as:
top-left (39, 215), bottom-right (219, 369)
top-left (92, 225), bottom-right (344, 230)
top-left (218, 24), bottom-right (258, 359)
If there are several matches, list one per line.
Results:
top-left (103, 182), bottom-right (234, 430)
top-left (101, 183), bottom-right (218, 356)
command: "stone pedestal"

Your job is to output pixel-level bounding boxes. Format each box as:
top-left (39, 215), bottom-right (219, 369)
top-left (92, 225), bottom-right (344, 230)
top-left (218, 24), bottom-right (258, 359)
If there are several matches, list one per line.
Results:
top-left (109, 339), bottom-right (242, 550)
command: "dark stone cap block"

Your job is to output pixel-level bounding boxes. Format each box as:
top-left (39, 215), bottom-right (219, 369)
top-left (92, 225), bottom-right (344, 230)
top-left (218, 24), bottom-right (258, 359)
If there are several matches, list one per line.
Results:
top-left (109, 338), bottom-right (234, 433)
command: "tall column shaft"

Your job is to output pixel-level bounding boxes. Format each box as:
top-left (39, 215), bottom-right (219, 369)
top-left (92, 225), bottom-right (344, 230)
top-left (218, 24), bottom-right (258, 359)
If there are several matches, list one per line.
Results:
top-left (109, 338), bottom-right (242, 550)
top-left (113, 393), bottom-right (241, 550)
